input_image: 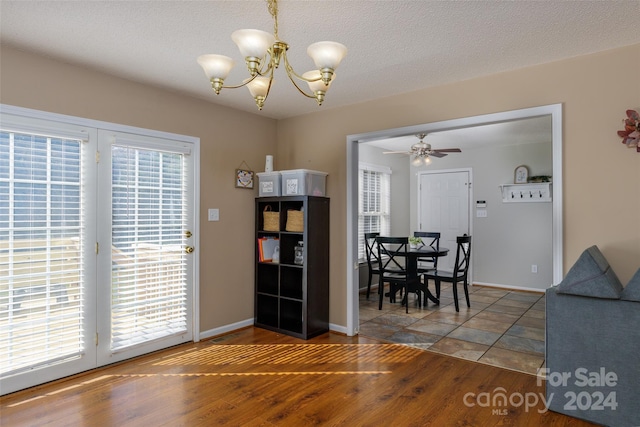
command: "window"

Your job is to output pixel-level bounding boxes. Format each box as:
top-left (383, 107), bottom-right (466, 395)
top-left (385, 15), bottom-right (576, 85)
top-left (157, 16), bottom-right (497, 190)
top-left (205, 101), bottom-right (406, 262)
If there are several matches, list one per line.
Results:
top-left (358, 163), bottom-right (391, 260)
top-left (0, 128), bottom-right (87, 378)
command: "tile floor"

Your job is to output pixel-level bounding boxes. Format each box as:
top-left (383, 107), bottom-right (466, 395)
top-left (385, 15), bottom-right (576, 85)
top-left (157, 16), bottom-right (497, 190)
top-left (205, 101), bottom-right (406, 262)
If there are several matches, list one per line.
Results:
top-left (358, 282), bottom-right (546, 375)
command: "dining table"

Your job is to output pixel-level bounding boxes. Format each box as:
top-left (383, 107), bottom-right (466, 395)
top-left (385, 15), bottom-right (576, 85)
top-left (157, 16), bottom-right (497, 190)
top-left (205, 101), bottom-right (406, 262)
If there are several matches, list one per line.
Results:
top-left (406, 244), bottom-right (449, 304)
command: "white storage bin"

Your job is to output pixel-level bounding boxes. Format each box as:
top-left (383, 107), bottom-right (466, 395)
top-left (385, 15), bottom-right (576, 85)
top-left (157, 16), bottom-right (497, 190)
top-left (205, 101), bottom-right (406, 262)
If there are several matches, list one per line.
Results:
top-left (257, 172), bottom-right (282, 197)
top-left (280, 169), bottom-right (327, 196)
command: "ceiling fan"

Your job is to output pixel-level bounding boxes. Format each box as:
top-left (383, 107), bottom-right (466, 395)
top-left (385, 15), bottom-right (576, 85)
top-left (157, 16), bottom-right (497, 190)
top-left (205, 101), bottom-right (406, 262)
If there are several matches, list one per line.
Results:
top-left (384, 133), bottom-right (462, 166)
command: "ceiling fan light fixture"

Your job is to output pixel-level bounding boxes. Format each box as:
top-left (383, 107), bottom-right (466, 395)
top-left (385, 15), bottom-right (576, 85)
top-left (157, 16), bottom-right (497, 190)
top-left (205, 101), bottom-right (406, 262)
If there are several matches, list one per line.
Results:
top-left (411, 154), bottom-right (432, 167)
top-left (384, 133), bottom-right (460, 164)
top-left (198, 0), bottom-right (347, 110)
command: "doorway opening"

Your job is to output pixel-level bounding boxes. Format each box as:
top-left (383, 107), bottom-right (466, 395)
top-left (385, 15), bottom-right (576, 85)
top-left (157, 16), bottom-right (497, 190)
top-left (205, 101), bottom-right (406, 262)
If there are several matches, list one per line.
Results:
top-left (345, 104), bottom-right (563, 336)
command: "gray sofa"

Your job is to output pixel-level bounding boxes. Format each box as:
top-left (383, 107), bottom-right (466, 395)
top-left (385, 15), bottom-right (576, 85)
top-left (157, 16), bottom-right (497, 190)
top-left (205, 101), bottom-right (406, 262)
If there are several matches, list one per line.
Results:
top-left (546, 246), bottom-right (640, 427)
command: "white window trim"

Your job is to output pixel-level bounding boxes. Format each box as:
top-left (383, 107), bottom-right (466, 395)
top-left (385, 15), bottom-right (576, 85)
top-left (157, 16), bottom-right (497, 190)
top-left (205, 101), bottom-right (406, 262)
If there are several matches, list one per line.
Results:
top-left (357, 162), bottom-right (391, 262)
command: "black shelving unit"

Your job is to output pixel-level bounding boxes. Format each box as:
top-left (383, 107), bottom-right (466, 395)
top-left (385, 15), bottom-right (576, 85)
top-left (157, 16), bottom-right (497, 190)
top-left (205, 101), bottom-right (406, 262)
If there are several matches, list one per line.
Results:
top-left (255, 196), bottom-right (329, 339)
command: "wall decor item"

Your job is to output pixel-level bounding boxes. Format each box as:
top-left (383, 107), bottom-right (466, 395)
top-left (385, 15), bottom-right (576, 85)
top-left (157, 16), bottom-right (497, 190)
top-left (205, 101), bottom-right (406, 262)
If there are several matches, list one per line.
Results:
top-left (236, 169), bottom-right (254, 188)
top-left (617, 109), bottom-right (640, 152)
top-left (235, 160), bottom-right (254, 189)
top-left (514, 165), bottom-right (529, 184)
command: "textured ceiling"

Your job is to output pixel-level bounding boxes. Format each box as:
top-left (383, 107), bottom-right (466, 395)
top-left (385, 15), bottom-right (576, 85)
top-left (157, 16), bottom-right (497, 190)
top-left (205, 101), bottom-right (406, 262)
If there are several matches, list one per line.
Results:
top-left (1, 0), bottom-right (639, 120)
top-left (366, 115), bottom-right (552, 152)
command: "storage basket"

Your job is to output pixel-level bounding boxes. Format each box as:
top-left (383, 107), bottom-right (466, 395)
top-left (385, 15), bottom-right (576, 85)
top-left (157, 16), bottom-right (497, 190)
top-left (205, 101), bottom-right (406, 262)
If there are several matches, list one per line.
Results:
top-left (263, 206), bottom-right (280, 231)
top-left (285, 210), bottom-right (304, 232)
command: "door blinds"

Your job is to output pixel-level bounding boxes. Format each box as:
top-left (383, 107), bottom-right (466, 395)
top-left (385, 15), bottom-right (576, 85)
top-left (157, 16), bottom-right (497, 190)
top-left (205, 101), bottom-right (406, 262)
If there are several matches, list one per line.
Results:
top-left (0, 130), bottom-right (85, 377)
top-left (109, 145), bottom-right (188, 352)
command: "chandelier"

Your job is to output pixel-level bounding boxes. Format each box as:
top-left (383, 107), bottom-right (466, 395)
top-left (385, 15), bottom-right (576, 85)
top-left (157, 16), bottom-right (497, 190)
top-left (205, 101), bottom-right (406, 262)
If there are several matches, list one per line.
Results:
top-left (197, 0), bottom-right (347, 110)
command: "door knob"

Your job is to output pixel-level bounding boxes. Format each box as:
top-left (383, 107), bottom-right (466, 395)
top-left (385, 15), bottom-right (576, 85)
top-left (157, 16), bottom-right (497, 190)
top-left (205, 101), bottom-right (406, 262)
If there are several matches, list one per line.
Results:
top-left (185, 246), bottom-right (194, 254)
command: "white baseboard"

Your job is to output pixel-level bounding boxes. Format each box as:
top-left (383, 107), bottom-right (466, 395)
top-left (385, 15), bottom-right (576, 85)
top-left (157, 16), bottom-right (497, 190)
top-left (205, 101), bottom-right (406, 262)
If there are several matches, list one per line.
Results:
top-left (199, 318), bottom-right (254, 341)
top-left (199, 318), bottom-right (349, 340)
top-left (473, 281), bottom-right (546, 293)
top-left (329, 323), bottom-right (348, 335)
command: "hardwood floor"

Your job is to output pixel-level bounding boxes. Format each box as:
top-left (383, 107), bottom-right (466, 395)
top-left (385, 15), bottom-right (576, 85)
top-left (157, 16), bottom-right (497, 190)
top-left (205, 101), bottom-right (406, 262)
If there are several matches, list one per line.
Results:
top-left (1, 327), bottom-right (596, 426)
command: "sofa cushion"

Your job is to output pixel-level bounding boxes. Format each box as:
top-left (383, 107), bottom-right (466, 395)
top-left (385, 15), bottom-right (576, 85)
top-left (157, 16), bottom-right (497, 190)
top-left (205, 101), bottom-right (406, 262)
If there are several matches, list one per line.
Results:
top-left (556, 245), bottom-right (623, 299)
top-left (621, 268), bottom-right (640, 302)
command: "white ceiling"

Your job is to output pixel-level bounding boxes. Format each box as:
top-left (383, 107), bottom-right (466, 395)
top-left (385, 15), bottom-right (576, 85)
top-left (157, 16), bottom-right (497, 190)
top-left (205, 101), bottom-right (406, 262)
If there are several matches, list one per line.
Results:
top-left (364, 115), bottom-right (552, 152)
top-left (1, 1), bottom-right (639, 121)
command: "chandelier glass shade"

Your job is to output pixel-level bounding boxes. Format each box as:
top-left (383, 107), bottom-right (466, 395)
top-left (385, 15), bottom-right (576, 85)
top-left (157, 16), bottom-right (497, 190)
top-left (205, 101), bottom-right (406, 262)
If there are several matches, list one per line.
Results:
top-left (197, 0), bottom-right (347, 110)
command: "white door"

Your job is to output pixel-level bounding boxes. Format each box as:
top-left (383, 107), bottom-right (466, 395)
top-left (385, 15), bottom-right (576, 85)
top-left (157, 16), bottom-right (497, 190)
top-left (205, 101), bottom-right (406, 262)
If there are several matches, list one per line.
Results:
top-left (1, 111), bottom-right (197, 395)
top-left (0, 116), bottom-right (98, 394)
top-left (96, 130), bottom-right (195, 366)
top-left (418, 170), bottom-right (471, 271)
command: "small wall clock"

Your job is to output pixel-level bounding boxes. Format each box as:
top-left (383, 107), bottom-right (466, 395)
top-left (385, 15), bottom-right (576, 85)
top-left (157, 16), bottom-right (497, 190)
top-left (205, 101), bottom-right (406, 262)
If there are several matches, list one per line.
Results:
top-left (514, 165), bottom-right (529, 184)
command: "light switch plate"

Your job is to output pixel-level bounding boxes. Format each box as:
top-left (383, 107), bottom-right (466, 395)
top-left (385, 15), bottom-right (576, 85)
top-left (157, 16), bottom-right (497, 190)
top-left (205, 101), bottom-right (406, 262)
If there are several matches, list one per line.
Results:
top-left (208, 208), bottom-right (219, 221)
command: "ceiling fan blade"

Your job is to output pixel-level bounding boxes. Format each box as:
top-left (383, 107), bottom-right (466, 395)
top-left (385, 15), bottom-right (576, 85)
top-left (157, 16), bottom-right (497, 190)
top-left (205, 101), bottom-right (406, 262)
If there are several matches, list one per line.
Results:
top-left (383, 150), bottom-right (411, 154)
top-left (429, 152), bottom-right (447, 158)
top-left (432, 148), bottom-right (462, 153)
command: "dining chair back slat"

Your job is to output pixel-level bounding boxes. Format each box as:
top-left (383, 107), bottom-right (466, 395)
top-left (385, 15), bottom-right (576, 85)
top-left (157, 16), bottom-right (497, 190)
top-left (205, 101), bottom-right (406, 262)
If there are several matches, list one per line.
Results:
top-left (364, 232), bottom-right (381, 299)
top-left (413, 231), bottom-right (441, 274)
top-left (425, 234), bottom-right (472, 312)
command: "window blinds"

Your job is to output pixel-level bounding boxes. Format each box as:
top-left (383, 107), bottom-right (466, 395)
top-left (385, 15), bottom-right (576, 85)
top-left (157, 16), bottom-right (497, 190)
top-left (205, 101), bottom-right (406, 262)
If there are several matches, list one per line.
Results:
top-left (110, 145), bottom-right (188, 352)
top-left (357, 163), bottom-right (391, 261)
top-left (0, 130), bottom-right (85, 377)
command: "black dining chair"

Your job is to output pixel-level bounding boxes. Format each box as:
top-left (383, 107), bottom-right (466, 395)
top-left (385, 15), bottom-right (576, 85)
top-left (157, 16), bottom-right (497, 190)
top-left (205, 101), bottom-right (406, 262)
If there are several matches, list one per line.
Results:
top-left (425, 234), bottom-right (472, 312)
top-left (413, 231), bottom-right (441, 275)
top-left (364, 232), bottom-right (381, 299)
top-left (376, 236), bottom-right (424, 313)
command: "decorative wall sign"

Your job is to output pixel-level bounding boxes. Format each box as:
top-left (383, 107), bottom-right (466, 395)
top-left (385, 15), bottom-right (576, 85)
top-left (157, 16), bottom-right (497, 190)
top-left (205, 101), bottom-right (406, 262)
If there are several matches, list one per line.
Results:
top-left (236, 169), bottom-right (254, 189)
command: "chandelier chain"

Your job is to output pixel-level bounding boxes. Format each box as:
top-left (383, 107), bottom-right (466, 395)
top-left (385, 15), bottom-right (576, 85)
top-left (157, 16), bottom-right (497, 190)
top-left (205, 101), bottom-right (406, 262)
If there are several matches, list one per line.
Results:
top-left (267, 0), bottom-right (279, 39)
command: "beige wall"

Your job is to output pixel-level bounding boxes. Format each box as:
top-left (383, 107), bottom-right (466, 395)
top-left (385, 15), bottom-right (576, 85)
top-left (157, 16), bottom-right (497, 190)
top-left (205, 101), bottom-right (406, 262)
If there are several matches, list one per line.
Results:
top-left (2, 44), bottom-right (639, 332)
top-left (0, 46), bottom-right (278, 333)
top-left (277, 44), bottom-right (640, 327)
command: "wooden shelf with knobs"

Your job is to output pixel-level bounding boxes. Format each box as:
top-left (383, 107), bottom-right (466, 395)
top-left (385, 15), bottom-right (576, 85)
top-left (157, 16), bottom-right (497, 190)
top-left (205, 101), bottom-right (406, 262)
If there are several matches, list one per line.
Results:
top-left (499, 182), bottom-right (552, 203)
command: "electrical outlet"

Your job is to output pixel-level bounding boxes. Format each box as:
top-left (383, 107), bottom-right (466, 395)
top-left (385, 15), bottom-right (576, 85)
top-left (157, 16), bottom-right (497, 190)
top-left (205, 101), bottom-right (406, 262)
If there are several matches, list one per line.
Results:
top-left (531, 264), bottom-right (538, 273)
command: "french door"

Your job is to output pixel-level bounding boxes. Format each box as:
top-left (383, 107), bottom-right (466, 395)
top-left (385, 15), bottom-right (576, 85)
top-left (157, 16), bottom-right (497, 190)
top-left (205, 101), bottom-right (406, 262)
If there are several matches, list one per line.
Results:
top-left (96, 130), bottom-right (194, 366)
top-left (1, 109), bottom-right (197, 395)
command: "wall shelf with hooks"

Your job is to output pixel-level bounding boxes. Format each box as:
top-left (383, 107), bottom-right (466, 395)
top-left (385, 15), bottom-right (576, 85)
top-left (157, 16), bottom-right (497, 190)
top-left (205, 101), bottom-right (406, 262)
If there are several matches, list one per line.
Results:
top-left (500, 182), bottom-right (552, 203)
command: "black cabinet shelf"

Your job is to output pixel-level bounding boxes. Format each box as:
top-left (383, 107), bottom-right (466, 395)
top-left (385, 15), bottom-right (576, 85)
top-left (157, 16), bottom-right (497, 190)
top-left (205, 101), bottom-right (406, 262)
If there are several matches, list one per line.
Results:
top-left (254, 196), bottom-right (329, 339)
